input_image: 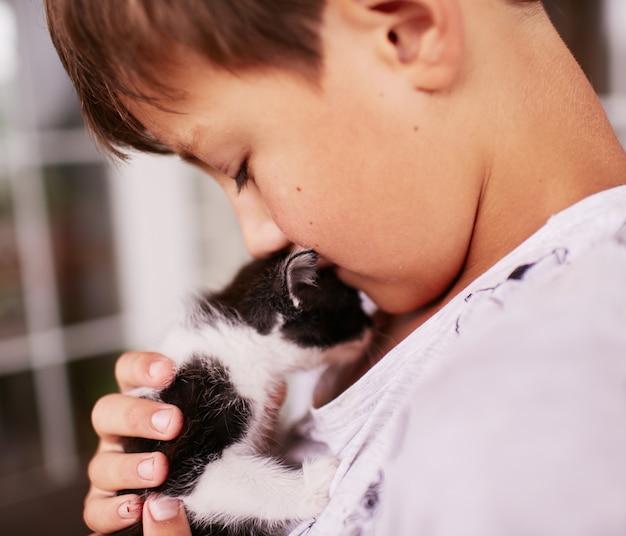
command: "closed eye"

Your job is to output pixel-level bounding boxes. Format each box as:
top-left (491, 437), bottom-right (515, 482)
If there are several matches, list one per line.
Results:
top-left (235, 159), bottom-right (252, 193)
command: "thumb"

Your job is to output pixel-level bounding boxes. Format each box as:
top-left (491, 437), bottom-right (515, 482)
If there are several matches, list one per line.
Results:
top-left (144, 496), bottom-right (192, 536)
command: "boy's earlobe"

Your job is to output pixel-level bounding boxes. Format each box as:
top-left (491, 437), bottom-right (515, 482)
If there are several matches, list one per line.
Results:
top-left (355, 0), bottom-right (464, 91)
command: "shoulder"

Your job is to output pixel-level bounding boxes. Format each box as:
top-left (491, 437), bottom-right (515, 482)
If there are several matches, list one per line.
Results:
top-left (454, 196), bottom-right (626, 346)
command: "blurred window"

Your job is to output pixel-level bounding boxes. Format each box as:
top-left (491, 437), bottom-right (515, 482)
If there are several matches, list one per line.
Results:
top-left (0, 1), bottom-right (624, 535)
top-left (0, 0), bottom-right (120, 522)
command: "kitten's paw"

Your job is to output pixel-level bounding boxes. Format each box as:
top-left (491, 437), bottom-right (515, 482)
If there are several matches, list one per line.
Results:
top-left (299, 457), bottom-right (339, 518)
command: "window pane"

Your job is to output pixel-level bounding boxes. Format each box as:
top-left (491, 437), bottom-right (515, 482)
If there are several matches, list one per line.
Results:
top-left (43, 163), bottom-right (119, 325)
top-left (0, 175), bottom-right (26, 338)
top-left (0, 0), bottom-right (18, 130)
top-left (0, 370), bottom-right (42, 477)
top-left (67, 353), bottom-right (118, 455)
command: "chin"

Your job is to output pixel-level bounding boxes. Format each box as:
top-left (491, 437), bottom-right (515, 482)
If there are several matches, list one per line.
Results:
top-left (371, 295), bottom-right (425, 315)
top-left (334, 266), bottom-right (440, 315)
top-left (349, 280), bottom-right (425, 315)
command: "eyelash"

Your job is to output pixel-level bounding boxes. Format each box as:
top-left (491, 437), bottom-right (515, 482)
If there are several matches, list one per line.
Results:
top-left (235, 159), bottom-right (251, 193)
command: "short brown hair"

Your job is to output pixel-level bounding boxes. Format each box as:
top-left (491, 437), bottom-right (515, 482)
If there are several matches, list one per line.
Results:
top-left (44, 0), bottom-right (325, 158)
top-left (45, 0), bottom-right (542, 159)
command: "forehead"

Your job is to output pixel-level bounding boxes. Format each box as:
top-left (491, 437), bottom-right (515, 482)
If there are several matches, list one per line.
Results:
top-left (119, 51), bottom-right (214, 149)
top-left (124, 55), bottom-right (322, 157)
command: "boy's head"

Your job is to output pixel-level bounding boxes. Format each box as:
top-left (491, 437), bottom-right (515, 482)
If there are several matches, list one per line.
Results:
top-left (45, 0), bottom-right (561, 314)
top-left (45, 0), bottom-right (326, 158)
top-left (45, 0), bottom-right (541, 160)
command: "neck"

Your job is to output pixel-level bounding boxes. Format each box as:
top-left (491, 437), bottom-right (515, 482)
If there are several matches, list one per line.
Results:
top-left (451, 8), bottom-right (626, 299)
top-left (377, 8), bottom-right (626, 347)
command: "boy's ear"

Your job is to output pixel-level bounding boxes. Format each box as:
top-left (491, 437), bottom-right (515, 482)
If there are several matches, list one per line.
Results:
top-left (339, 0), bottom-right (464, 91)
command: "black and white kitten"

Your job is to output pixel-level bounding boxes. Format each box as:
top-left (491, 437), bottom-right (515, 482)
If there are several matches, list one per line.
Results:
top-left (113, 249), bottom-right (372, 536)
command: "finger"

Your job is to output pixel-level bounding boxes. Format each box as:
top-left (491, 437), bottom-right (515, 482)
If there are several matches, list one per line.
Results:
top-left (88, 451), bottom-right (169, 492)
top-left (115, 351), bottom-right (176, 393)
top-left (83, 487), bottom-right (143, 535)
top-left (92, 393), bottom-right (183, 441)
top-left (144, 495), bottom-right (192, 536)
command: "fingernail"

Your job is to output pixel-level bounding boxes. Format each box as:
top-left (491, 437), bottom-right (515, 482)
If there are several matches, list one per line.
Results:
top-left (151, 408), bottom-right (172, 434)
top-left (148, 359), bottom-right (170, 380)
top-left (147, 496), bottom-right (181, 521)
top-left (118, 499), bottom-right (141, 520)
top-left (137, 457), bottom-right (154, 480)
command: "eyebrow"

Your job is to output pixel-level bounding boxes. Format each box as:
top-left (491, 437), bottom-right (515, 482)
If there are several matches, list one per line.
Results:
top-left (176, 147), bottom-right (231, 179)
top-left (174, 128), bottom-right (204, 162)
top-left (177, 146), bottom-right (195, 161)
top-left (161, 126), bottom-right (232, 176)
top-left (170, 142), bottom-right (203, 165)
top-left (179, 152), bottom-right (202, 166)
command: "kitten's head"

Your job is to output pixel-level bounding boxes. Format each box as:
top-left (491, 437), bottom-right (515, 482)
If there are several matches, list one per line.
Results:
top-left (198, 249), bottom-right (372, 350)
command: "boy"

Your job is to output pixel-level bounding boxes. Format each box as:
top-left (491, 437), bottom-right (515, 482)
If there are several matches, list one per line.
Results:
top-left (45, 0), bottom-right (626, 534)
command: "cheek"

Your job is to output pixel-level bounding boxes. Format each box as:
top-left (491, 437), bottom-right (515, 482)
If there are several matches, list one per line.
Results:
top-left (255, 164), bottom-right (336, 249)
top-left (260, 172), bottom-right (383, 268)
top-left (263, 190), bottom-right (328, 250)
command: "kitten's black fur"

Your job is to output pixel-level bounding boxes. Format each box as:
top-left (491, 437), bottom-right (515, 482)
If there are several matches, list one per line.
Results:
top-left (111, 250), bottom-right (371, 536)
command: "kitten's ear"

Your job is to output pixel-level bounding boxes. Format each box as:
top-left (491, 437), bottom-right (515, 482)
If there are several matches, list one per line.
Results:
top-left (283, 250), bottom-right (319, 308)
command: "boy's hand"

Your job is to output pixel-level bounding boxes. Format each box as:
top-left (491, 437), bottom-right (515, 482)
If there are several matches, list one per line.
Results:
top-left (84, 352), bottom-right (186, 535)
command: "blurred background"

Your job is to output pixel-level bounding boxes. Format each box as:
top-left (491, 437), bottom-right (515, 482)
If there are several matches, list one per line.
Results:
top-left (0, 0), bottom-right (625, 534)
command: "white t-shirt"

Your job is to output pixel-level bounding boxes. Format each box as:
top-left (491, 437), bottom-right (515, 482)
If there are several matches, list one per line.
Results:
top-left (289, 186), bottom-right (626, 535)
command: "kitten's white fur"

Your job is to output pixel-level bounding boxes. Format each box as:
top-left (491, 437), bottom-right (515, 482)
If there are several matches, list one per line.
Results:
top-left (186, 448), bottom-right (339, 527)
top-left (131, 281), bottom-right (370, 528)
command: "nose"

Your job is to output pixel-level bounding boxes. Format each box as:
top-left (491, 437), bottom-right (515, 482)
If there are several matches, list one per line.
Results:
top-left (229, 185), bottom-right (292, 258)
top-left (241, 214), bottom-right (291, 258)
